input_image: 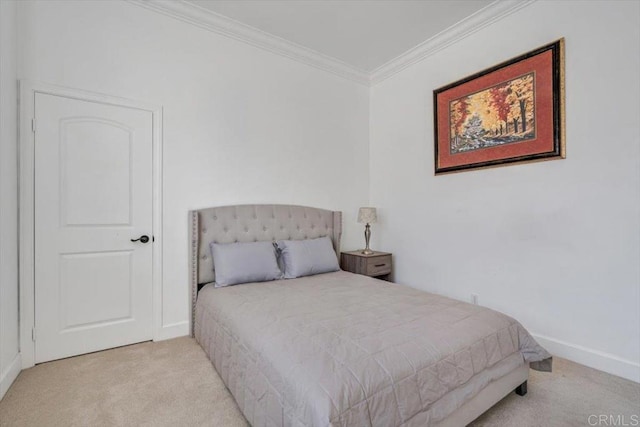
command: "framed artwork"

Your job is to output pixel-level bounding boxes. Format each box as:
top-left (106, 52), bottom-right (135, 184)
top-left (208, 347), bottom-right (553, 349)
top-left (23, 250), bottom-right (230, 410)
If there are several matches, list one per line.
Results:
top-left (433, 39), bottom-right (565, 175)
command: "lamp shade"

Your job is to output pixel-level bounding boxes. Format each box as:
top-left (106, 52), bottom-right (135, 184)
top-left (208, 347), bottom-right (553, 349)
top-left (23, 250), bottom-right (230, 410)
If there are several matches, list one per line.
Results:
top-left (357, 207), bottom-right (377, 224)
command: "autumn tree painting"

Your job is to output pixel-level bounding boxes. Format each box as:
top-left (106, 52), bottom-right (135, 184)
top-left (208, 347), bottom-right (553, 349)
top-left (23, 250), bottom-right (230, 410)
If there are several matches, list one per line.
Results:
top-left (448, 73), bottom-right (535, 154)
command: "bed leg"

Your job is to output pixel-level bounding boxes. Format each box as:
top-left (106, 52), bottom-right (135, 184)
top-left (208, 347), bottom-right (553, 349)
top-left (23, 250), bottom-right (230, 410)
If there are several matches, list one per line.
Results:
top-left (515, 381), bottom-right (528, 396)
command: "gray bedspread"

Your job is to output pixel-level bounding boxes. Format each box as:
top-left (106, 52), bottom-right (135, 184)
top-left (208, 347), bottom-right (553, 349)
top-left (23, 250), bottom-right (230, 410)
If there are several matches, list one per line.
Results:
top-left (195, 271), bottom-right (551, 427)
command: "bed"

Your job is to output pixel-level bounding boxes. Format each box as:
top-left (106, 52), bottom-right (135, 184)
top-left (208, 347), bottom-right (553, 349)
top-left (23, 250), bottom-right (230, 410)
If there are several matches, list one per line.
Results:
top-left (190, 204), bottom-right (551, 427)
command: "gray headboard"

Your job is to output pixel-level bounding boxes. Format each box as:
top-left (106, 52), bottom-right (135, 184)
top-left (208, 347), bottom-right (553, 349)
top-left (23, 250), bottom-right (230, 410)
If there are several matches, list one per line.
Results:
top-left (189, 204), bottom-right (342, 334)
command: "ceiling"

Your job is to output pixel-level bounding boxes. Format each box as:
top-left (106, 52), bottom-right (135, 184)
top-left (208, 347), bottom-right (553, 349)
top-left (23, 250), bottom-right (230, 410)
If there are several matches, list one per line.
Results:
top-left (186, 0), bottom-right (494, 73)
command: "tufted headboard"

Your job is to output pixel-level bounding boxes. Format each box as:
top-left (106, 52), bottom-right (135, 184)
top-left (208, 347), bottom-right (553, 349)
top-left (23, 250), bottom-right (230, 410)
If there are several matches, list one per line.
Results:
top-left (189, 204), bottom-right (342, 334)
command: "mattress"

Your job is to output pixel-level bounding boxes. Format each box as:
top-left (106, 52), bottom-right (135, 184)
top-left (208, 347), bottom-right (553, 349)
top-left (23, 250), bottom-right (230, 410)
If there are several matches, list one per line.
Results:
top-left (195, 271), bottom-right (550, 427)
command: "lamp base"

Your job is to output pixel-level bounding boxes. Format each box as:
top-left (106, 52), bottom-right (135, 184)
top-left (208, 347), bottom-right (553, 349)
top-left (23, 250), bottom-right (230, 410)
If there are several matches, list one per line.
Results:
top-left (362, 223), bottom-right (373, 255)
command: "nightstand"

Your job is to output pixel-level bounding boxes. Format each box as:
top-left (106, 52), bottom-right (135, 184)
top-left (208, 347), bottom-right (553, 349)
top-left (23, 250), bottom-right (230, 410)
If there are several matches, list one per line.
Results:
top-left (340, 250), bottom-right (392, 281)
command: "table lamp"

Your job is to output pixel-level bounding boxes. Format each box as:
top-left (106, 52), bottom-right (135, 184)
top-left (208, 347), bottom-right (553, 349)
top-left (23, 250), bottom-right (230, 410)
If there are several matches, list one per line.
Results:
top-left (357, 207), bottom-right (377, 255)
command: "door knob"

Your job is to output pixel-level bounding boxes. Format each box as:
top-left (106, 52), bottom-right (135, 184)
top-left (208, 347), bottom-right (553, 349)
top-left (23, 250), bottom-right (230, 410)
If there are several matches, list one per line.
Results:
top-left (131, 235), bottom-right (150, 243)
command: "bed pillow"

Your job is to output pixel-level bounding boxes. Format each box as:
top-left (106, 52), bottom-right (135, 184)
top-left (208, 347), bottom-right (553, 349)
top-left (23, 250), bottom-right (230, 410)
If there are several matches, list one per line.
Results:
top-left (276, 236), bottom-right (340, 279)
top-left (210, 241), bottom-right (283, 288)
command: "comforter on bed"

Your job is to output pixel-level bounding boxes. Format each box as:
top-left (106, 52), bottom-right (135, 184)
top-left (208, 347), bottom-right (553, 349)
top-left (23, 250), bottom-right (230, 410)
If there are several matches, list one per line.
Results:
top-left (195, 271), bottom-right (551, 427)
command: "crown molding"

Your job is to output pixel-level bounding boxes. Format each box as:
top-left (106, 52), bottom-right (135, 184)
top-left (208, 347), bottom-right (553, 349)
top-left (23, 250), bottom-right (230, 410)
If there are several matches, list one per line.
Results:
top-left (127, 0), bottom-right (536, 88)
top-left (126, 0), bottom-right (370, 86)
top-left (370, 0), bottom-right (536, 86)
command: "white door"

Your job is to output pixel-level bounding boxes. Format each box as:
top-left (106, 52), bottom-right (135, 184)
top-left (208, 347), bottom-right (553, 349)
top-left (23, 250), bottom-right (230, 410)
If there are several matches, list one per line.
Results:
top-left (34, 93), bottom-right (153, 363)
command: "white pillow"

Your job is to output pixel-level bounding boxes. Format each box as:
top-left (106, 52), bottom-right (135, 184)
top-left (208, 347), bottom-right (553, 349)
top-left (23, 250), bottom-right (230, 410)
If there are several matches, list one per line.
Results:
top-left (210, 241), bottom-right (283, 287)
top-left (276, 236), bottom-right (340, 279)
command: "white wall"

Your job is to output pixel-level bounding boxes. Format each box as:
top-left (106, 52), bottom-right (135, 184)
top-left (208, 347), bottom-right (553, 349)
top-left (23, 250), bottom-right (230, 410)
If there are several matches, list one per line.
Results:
top-left (17, 0), bottom-right (369, 339)
top-left (370, 0), bottom-right (640, 382)
top-left (0, 0), bottom-right (21, 399)
top-left (10, 0), bottom-right (639, 387)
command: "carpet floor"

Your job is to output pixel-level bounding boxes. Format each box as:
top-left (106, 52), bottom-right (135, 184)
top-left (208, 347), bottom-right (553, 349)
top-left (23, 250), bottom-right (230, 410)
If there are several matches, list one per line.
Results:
top-left (0, 337), bottom-right (637, 426)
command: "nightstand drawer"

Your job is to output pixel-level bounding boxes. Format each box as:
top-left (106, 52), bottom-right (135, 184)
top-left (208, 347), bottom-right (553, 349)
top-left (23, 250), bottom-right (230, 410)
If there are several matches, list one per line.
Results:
top-left (340, 250), bottom-right (392, 280)
top-left (366, 255), bottom-right (392, 276)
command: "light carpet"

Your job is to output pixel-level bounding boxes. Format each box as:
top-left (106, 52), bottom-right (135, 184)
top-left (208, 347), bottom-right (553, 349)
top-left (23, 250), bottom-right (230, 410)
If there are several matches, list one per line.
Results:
top-left (0, 337), bottom-right (637, 426)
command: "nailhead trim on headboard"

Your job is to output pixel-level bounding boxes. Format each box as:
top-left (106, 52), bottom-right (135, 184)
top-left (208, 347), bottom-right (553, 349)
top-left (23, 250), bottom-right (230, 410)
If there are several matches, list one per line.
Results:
top-left (190, 211), bottom-right (199, 337)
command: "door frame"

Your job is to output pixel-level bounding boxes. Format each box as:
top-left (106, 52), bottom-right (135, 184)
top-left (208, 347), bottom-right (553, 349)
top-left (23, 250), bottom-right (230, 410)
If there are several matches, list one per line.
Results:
top-left (19, 80), bottom-right (164, 368)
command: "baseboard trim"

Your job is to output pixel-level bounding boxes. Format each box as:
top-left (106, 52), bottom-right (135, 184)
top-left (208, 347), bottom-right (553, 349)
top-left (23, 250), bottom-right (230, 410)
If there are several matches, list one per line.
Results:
top-left (532, 334), bottom-right (640, 383)
top-left (0, 353), bottom-right (22, 400)
top-left (154, 321), bottom-right (189, 341)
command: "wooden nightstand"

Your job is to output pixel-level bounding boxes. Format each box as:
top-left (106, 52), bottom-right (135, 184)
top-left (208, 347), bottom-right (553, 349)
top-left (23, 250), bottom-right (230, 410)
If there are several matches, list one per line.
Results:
top-left (340, 250), bottom-right (392, 281)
